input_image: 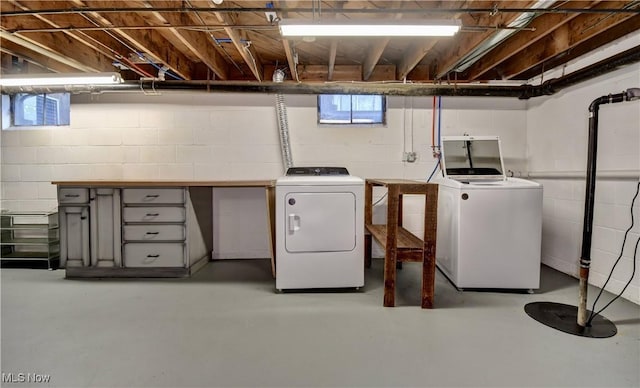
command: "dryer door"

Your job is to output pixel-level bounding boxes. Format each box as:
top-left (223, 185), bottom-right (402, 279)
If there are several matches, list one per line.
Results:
top-left (284, 191), bottom-right (356, 253)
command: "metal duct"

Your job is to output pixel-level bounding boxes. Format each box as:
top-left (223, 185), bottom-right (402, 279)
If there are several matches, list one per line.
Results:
top-left (273, 69), bottom-right (294, 171)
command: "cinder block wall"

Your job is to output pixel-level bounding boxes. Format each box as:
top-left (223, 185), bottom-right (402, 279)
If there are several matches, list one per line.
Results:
top-left (0, 93), bottom-right (527, 259)
top-left (527, 63), bottom-right (640, 304)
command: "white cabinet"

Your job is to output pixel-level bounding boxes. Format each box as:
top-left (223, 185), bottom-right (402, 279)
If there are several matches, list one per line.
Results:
top-left (58, 187), bottom-right (90, 268)
top-left (122, 188), bottom-right (187, 269)
top-left (56, 184), bottom-right (211, 277)
top-left (59, 187), bottom-right (121, 268)
top-left (89, 188), bottom-right (121, 268)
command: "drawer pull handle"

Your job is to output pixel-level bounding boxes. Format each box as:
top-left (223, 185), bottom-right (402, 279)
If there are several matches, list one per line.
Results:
top-left (145, 195), bottom-right (160, 198)
top-left (145, 232), bottom-right (159, 235)
top-left (145, 213), bottom-right (159, 217)
top-left (146, 254), bottom-right (160, 258)
top-left (64, 194), bottom-right (80, 198)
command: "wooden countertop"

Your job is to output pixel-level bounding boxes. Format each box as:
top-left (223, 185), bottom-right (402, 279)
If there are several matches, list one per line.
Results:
top-left (52, 180), bottom-right (275, 188)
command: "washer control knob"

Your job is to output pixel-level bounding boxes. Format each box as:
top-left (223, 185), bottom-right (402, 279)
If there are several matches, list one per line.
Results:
top-left (288, 198), bottom-right (296, 205)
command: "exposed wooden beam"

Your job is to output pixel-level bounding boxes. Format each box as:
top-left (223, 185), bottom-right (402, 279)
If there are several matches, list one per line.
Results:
top-left (464, 1), bottom-right (601, 80)
top-left (515, 14), bottom-right (640, 80)
top-left (362, 1), bottom-right (404, 81)
top-left (70, 0), bottom-right (194, 79)
top-left (328, 41), bottom-right (338, 81)
top-left (297, 65), bottom-right (362, 81)
top-left (274, 0), bottom-right (298, 82)
top-left (434, 0), bottom-right (539, 79)
top-left (397, 39), bottom-right (439, 81)
top-left (396, 0), bottom-right (471, 81)
top-left (363, 38), bottom-right (391, 81)
top-left (201, 1), bottom-right (263, 82)
top-left (499, 1), bottom-right (638, 80)
top-left (139, 0), bottom-right (228, 79)
top-left (326, 0), bottom-right (346, 82)
top-left (0, 40), bottom-right (80, 73)
top-left (1, 0), bottom-right (117, 73)
top-left (4, 0), bottom-right (147, 76)
top-left (0, 29), bottom-right (112, 72)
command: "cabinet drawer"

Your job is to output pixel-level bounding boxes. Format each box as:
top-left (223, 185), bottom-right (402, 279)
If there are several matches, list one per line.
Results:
top-left (124, 243), bottom-right (184, 267)
top-left (59, 188), bottom-right (89, 204)
top-left (123, 207), bottom-right (185, 223)
top-left (122, 188), bottom-right (185, 204)
top-left (123, 225), bottom-right (185, 241)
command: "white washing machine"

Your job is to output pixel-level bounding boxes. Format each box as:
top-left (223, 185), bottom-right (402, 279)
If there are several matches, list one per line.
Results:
top-left (435, 136), bottom-right (543, 290)
top-left (275, 167), bottom-right (364, 290)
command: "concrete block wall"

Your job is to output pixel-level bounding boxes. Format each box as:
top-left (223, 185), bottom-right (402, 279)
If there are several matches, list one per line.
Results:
top-left (1, 92), bottom-right (527, 260)
top-left (527, 63), bottom-right (640, 304)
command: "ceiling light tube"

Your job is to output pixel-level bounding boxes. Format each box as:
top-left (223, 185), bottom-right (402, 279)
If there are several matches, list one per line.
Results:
top-left (0, 72), bottom-right (123, 87)
top-left (279, 19), bottom-right (461, 37)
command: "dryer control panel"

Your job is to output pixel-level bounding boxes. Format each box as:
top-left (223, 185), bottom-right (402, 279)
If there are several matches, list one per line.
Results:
top-left (286, 167), bottom-right (349, 176)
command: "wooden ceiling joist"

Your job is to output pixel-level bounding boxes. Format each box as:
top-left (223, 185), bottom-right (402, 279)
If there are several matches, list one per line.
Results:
top-left (361, 0), bottom-right (405, 81)
top-left (202, 0), bottom-right (263, 82)
top-left (362, 38), bottom-right (391, 81)
top-left (433, 0), bottom-right (540, 80)
top-left (0, 1), bottom-right (637, 86)
top-left (498, 1), bottom-right (638, 80)
top-left (140, 0), bottom-right (229, 80)
top-left (3, 0), bottom-right (156, 77)
top-left (70, 0), bottom-right (195, 80)
top-left (464, 0), bottom-right (601, 81)
top-left (516, 14), bottom-right (640, 81)
top-left (0, 29), bottom-right (113, 72)
top-left (0, 39), bottom-right (80, 73)
top-left (274, 0), bottom-right (299, 82)
top-left (397, 39), bottom-right (439, 81)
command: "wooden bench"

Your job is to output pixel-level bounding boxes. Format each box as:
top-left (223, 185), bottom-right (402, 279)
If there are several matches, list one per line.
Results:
top-left (364, 179), bottom-right (438, 308)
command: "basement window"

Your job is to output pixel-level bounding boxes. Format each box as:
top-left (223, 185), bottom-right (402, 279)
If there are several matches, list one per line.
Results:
top-left (8, 93), bottom-right (70, 128)
top-left (318, 94), bottom-right (386, 125)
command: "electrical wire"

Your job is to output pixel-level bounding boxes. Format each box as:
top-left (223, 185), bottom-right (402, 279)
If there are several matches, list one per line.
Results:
top-left (427, 157), bottom-right (440, 182)
top-left (586, 180), bottom-right (640, 325)
top-left (372, 192), bottom-right (388, 207)
top-left (427, 95), bottom-right (442, 182)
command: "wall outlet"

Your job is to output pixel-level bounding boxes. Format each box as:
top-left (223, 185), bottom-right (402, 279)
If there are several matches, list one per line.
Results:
top-left (403, 152), bottom-right (417, 163)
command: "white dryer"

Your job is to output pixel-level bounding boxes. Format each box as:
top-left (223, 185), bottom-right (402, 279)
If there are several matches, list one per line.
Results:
top-left (435, 136), bottom-right (543, 290)
top-left (275, 167), bottom-right (364, 290)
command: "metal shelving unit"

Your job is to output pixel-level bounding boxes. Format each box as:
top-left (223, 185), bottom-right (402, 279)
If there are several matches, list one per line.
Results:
top-left (1, 211), bottom-right (60, 269)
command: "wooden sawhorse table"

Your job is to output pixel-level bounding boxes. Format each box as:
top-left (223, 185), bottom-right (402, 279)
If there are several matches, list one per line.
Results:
top-left (364, 179), bottom-right (438, 308)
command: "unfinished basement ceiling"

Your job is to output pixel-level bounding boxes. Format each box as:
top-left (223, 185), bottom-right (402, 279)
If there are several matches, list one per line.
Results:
top-left (1, 1), bottom-right (639, 87)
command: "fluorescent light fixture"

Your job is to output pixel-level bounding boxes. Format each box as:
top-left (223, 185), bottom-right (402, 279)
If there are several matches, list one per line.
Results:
top-left (279, 19), bottom-right (461, 37)
top-left (0, 72), bottom-right (123, 87)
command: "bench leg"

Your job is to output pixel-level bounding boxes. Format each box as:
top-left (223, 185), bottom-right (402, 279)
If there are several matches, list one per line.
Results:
top-left (383, 251), bottom-right (396, 307)
top-left (421, 245), bottom-right (436, 309)
top-left (364, 234), bottom-right (372, 268)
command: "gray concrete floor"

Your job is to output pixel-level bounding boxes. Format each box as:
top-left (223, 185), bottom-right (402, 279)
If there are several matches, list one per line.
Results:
top-left (1, 260), bottom-right (639, 388)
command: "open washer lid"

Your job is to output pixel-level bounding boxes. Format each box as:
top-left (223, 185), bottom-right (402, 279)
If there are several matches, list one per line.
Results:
top-left (440, 135), bottom-right (506, 182)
